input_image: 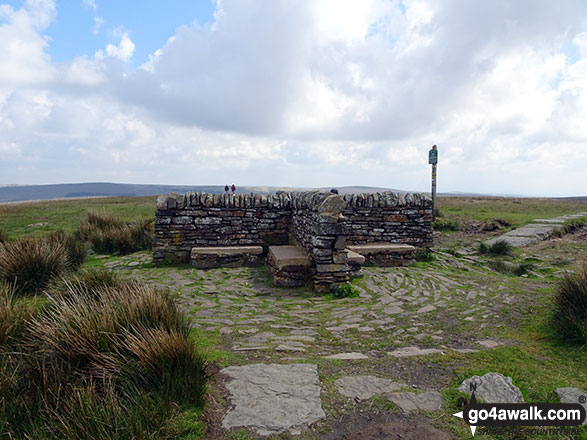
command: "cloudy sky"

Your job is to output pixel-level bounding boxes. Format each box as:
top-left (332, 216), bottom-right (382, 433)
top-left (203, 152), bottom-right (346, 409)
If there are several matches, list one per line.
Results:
top-left (1, 0), bottom-right (587, 196)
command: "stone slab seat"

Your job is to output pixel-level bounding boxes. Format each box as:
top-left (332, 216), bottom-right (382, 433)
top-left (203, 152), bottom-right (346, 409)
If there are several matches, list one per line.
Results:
top-left (267, 245), bottom-right (312, 287)
top-left (347, 243), bottom-right (416, 267)
top-left (190, 246), bottom-right (264, 269)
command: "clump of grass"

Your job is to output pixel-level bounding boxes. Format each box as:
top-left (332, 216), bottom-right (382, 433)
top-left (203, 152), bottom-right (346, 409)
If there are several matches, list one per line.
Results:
top-left (46, 268), bottom-right (126, 302)
top-left (78, 212), bottom-right (154, 255)
top-left (0, 238), bottom-right (69, 295)
top-left (2, 280), bottom-right (208, 439)
top-left (479, 240), bottom-right (513, 256)
top-left (433, 217), bottom-right (460, 232)
top-left (0, 228), bottom-right (8, 243)
top-left (332, 283), bottom-right (360, 298)
top-left (0, 282), bottom-right (36, 350)
top-left (46, 230), bottom-right (87, 269)
top-left (552, 265), bottom-right (587, 345)
top-left (415, 248), bottom-right (435, 262)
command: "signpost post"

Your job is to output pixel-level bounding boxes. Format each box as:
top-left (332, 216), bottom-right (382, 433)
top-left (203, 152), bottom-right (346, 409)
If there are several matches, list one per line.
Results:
top-left (428, 145), bottom-right (438, 219)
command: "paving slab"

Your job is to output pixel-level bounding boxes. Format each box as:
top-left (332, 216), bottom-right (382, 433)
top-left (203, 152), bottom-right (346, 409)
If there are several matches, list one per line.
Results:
top-left (335, 375), bottom-right (405, 400)
top-left (387, 391), bottom-right (443, 412)
top-left (387, 346), bottom-right (442, 358)
top-left (221, 363), bottom-right (325, 436)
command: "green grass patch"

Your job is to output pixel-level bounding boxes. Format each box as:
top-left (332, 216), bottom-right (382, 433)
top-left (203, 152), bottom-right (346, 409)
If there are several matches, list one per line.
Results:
top-left (437, 196), bottom-right (587, 228)
top-left (0, 196), bottom-right (157, 240)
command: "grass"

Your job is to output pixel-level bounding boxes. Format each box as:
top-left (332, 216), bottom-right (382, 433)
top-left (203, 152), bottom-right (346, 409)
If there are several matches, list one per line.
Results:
top-left (552, 264), bottom-right (587, 345)
top-left (1, 279), bottom-right (208, 439)
top-left (0, 237), bottom-right (70, 294)
top-left (0, 196), bottom-right (157, 240)
top-left (479, 240), bottom-right (514, 256)
top-left (77, 211), bottom-right (154, 255)
top-left (437, 196), bottom-right (587, 228)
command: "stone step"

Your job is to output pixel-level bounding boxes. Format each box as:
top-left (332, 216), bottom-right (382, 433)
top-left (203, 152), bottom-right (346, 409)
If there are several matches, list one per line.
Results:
top-left (347, 243), bottom-right (416, 267)
top-left (190, 246), bottom-right (264, 269)
top-left (267, 245), bottom-right (311, 287)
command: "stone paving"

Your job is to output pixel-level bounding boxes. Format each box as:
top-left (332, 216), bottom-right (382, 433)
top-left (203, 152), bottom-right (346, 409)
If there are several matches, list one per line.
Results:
top-left (485, 212), bottom-right (587, 247)
top-left (101, 246), bottom-right (587, 436)
top-left (110, 250), bottom-right (517, 362)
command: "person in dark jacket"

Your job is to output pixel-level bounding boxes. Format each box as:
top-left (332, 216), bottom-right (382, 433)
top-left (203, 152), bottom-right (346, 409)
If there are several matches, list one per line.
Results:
top-left (231, 184), bottom-right (236, 193)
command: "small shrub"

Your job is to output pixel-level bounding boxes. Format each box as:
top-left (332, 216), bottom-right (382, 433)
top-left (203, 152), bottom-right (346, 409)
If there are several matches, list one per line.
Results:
top-left (479, 240), bottom-right (513, 257)
top-left (433, 217), bottom-right (460, 232)
top-left (562, 217), bottom-right (587, 234)
top-left (514, 262), bottom-right (535, 277)
top-left (0, 229), bottom-right (8, 243)
top-left (332, 283), bottom-right (360, 299)
top-left (415, 248), bottom-right (435, 262)
top-left (0, 238), bottom-right (69, 295)
top-left (552, 265), bottom-right (587, 344)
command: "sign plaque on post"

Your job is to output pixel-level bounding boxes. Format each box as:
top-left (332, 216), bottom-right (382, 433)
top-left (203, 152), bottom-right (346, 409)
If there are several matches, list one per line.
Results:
top-left (428, 145), bottom-right (438, 218)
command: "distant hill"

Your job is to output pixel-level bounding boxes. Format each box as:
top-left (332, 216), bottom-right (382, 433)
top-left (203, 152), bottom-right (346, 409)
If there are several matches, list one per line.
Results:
top-left (0, 182), bottom-right (416, 203)
top-left (4, 182), bottom-right (581, 204)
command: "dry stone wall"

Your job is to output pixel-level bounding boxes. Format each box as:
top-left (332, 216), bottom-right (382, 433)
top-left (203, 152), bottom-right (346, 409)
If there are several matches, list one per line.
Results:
top-left (343, 192), bottom-right (433, 248)
top-left (153, 192), bottom-right (292, 263)
top-left (153, 190), bottom-right (433, 290)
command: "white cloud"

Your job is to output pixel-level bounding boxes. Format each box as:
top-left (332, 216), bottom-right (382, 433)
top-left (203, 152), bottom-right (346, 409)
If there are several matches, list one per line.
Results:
top-left (92, 16), bottom-right (103, 35)
top-left (1, 0), bottom-right (587, 196)
top-left (82, 0), bottom-right (97, 10)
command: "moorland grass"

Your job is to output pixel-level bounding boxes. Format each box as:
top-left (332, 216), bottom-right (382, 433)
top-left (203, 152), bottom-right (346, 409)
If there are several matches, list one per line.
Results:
top-left (0, 231), bottom-right (87, 295)
top-left (0, 229), bottom-right (8, 243)
top-left (1, 279), bottom-right (208, 440)
top-left (552, 265), bottom-right (587, 345)
top-left (0, 196), bottom-right (157, 239)
top-left (78, 211), bottom-right (154, 255)
top-left (437, 196), bottom-right (587, 228)
top-left (0, 238), bottom-right (69, 294)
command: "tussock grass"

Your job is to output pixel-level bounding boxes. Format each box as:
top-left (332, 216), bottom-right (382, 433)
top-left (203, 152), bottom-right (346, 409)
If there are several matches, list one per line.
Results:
top-left (479, 240), bottom-right (513, 257)
top-left (0, 238), bottom-right (69, 294)
top-left (1, 280), bottom-right (208, 439)
top-left (0, 231), bottom-right (87, 295)
top-left (552, 265), bottom-right (587, 345)
top-left (0, 282), bottom-right (36, 350)
top-left (78, 212), bottom-right (154, 255)
top-left (0, 228), bottom-right (8, 243)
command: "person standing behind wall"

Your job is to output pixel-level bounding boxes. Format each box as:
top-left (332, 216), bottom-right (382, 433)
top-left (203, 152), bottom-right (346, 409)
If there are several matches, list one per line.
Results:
top-left (231, 184), bottom-right (236, 193)
top-left (224, 184), bottom-right (229, 193)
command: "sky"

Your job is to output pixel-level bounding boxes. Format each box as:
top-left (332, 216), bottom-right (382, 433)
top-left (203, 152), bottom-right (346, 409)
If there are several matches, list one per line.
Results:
top-left (1, 0), bottom-right (587, 196)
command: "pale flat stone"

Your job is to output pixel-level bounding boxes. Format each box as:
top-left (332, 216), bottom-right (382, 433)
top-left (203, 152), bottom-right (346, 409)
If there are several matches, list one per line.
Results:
top-left (358, 326), bottom-right (375, 332)
top-left (416, 305), bottom-right (436, 314)
top-left (387, 392), bottom-right (443, 412)
top-left (268, 245), bottom-right (311, 270)
top-left (222, 363), bottom-right (325, 436)
top-left (231, 345), bottom-right (268, 351)
top-left (335, 375), bottom-right (404, 400)
top-left (383, 306), bottom-right (403, 314)
top-left (348, 243), bottom-right (415, 255)
top-left (387, 346), bottom-right (442, 358)
top-left (324, 352), bottom-right (369, 360)
top-left (458, 372), bottom-right (524, 403)
top-left (219, 327), bottom-right (233, 335)
top-left (477, 340), bottom-right (502, 349)
top-left (556, 387), bottom-right (586, 425)
top-left (190, 246), bottom-right (263, 256)
top-left (275, 343), bottom-right (306, 352)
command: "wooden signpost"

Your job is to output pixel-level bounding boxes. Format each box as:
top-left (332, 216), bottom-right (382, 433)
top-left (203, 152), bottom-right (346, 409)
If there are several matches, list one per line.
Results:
top-left (428, 145), bottom-right (438, 218)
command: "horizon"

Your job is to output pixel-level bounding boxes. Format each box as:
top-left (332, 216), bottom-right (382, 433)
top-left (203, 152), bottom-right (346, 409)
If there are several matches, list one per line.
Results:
top-left (1, 181), bottom-right (586, 201)
top-left (1, 1), bottom-right (587, 197)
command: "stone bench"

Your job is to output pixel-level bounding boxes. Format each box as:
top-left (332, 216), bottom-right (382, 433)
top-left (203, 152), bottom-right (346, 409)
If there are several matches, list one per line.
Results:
top-left (347, 243), bottom-right (415, 267)
top-left (190, 246), bottom-right (264, 269)
top-left (267, 245), bottom-right (312, 287)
